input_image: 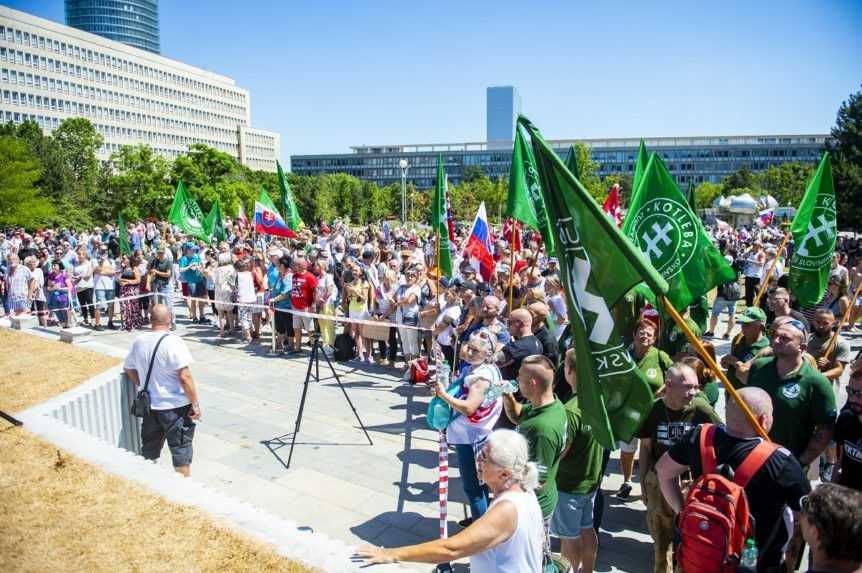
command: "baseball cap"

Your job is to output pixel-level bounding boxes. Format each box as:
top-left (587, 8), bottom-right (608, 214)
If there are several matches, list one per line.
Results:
top-left (738, 306), bottom-right (767, 324)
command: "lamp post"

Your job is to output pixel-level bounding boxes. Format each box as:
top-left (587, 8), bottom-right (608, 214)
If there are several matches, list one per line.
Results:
top-left (399, 159), bottom-right (409, 225)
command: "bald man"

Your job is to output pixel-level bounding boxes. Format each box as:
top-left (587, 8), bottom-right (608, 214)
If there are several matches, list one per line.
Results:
top-left (124, 304), bottom-right (201, 477)
top-left (656, 387), bottom-right (810, 570)
top-left (528, 301), bottom-right (559, 366)
top-left (496, 308), bottom-right (543, 380)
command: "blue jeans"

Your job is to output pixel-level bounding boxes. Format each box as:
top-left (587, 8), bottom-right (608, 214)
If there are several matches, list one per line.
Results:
top-left (455, 443), bottom-right (490, 519)
top-left (153, 283), bottom-right (174, 321)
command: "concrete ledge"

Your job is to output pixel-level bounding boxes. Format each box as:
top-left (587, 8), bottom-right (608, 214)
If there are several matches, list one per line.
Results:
top-left (10, 314), bottom-right (38, 330)
top-left (59, 326), bottom-right (91, 344)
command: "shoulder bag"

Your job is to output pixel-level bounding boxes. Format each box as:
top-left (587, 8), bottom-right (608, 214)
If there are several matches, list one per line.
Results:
top-left (130, 333), bottom-right (170, 417)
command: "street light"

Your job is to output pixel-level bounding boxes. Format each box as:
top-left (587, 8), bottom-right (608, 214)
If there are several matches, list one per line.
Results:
top-left (399, 159), bottom-right (409, 225)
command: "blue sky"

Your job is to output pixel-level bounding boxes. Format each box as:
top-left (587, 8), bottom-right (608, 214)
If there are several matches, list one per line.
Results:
top-left (6, 0), bottom-right (862, 164)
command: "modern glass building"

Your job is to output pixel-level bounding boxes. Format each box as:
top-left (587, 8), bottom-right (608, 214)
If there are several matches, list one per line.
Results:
top-left (291, 134), bottom-right (828, 189)
top-left (486, 85), bottom-right (521, 150)
top-left (65, 0), bottom-right (159, 54)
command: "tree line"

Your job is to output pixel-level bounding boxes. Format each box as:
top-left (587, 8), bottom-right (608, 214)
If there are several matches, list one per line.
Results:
top-left (1, 85), bottom-right (859, 230)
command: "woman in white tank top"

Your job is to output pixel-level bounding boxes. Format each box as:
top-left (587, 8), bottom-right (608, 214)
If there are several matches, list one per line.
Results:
top-left (357, 429), bottom-right (544, 572)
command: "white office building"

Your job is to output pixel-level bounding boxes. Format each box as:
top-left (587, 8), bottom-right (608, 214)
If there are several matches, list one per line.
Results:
top-left (0, 6), bottom-right (280, 172)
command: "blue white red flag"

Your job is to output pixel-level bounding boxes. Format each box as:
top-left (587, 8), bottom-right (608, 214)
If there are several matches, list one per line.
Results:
top-left (758, 208), bottom-right (774, 227)
top-left (254, 201), bottom-right (297, 238)
top-left (463, 202), bottom-right (496, 281)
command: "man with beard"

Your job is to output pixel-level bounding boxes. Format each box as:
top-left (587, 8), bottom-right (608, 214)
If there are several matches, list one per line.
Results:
top-left (808, 308), bottom-right (852, 384)
top-left (833, 369), bottom-right (862, 490)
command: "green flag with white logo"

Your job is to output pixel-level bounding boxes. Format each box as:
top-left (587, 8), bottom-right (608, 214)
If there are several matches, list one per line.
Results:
top-left (277, 160), bottom-right (303, 231)
top-left (519, 115), bottom-right (668, 449)
top-left (167, 181), bottom-right (209, 241)
top-left (507, 125), bottom-right (556, 255)
top-left (632, 140), bottom-right (649, 196)
top-left (789, 153), bottom-right (836, 308)
top-left (622, 153), bottom-right (735, 311)
top-left (432, 154), bottom-right (453, 277)
top-left (204, 200), bottom-right (227, 243)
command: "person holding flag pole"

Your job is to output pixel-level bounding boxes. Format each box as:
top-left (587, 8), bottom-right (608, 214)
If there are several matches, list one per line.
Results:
top-left (752, 231), bottom-right (791, 308)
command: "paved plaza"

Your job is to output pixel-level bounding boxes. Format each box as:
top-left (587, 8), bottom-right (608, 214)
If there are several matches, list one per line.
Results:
top-left (10, 305), bottom-right (860, 572)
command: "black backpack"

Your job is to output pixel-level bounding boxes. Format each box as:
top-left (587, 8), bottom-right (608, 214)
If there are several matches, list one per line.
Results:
top-left (333, 332), bottom-right (356, 361)
top-left (719, 280), bottom-right (742, 301)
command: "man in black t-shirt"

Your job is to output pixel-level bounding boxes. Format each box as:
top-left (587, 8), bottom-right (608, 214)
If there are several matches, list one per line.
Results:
top-left (800, 483), bottom-right (862, 573)
top-left (656, 387), bottom-right (810, 570)
top-left (496, 308), bottom-right (543, 380)
top-left (834, 370), bottom-right (862, 490)
top-left (528, 301), bottom-right (559, 367)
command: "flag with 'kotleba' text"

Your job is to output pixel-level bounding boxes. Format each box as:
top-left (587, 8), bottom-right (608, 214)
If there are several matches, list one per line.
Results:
top-left (167, 181), bottom-right (209, 242)
top-left (789, 153), bottom-right (836, 308)
top-left (519, 115), bottom-right (669, 449)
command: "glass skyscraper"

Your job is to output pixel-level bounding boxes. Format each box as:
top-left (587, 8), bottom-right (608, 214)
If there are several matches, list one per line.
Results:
top-left (486, 86), bottom-right (521, 149)
top-left (65, 0), bottom-right (159, 54)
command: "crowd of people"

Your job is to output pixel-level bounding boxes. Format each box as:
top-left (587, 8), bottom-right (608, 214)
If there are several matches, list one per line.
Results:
top-left (3, 215), bottom-right (862, 573)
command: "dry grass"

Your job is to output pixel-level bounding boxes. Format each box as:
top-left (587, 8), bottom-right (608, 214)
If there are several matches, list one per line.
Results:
top-left (0, 329), bottom-right (120, 413)
top-left (0, 328), bottom-right (316, 572)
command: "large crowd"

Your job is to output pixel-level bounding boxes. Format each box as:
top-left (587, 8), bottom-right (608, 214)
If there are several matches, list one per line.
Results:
top-left (3, 215), bottom-right (862, 573)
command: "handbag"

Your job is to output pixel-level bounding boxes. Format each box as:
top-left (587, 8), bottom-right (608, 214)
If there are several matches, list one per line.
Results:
top-left (130, 333), bottom-right (170, 417)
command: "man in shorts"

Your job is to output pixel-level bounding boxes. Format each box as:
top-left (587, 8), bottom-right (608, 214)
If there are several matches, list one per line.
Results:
top-left (123, 304), bottom-right (201, 477)
top-left (148, 246), bottom-right (174, 330)
top-left (290, 257), bottom-right (318, 354)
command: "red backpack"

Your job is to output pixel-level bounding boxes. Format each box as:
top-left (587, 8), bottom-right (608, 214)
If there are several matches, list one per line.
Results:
top-left (677, 424), bottom-right (778, 573)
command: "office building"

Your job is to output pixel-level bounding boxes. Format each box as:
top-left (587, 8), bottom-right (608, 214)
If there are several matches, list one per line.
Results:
top-left (0, 6), bottom-right (280, 172)
top-left (65, 0), bottom-right (160, 54)
top-left (486, 85), bottom-right (521, 150)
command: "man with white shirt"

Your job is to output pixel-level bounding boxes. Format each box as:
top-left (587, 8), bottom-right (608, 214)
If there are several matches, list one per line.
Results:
top-left (124, 305), bottom-right (201, 477)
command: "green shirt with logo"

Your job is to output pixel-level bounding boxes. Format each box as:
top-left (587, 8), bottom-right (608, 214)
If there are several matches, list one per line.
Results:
top-left (747, 357), bottom-right (837, 458)
top-left (635, 346), bottom-right (674, 395)
top-left (726, 333), bottom-right (770, 388)
top-left (517, 399), bottom-right (568, 518)
top-left (556, 395), bottom-right (605, 495)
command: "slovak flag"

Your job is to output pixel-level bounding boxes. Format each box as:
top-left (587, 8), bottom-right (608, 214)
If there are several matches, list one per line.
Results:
top-left (758, 208), bottom-right (774, 227)
top-left (463, 202), bottom-right (496, 281)
top-left (603, 184), bottom-right (623, 227)
top-left (254, 201), bottom-right (297, 238)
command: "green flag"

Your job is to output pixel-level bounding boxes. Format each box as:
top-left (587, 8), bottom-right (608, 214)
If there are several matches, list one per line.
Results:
top-left (686, 180), bottom-right (697, 213)
top-left (519, 115), bottom-right (669, 449)
top-left (789, 153), bottom-right (836, 308)
top-left (565, 144), bottom-right (581, 180)
top-left (277, 160), bottom-right (303, 231)
top-left (167, 181), bottom-right (209, 241)
top-left (506, 125), bottom-right (556, 255)
top-left (622, 153), bottom-right (736, 310)
top-left (432, 154), bottom-right (453, 277)
top-left (632, 139), bottom-right (649, 196)
top-left (258, 188), bottom-right (278, 213)
top-left (204, 200), bottom-right (227, 243)
top-left (117, 212), bottom-right (131, 255)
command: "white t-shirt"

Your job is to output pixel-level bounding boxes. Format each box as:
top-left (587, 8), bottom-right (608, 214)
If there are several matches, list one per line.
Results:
top-left (73, 261), bottom-right (95, 290)
top-left (93, 259), bottom-right (116, 290)
top-left (316, 272), bottom-right (337, 306)
top-left (446, 363), bottom-right (503, 445)
top-left (123, 332), bottom-right (193, 410)
top-left (236, 271), bottom-right (256, 303)
top-left (434, 304), bottom-right (462, 346)
top-left (469, 490), bottom-right (543, 573)
top-left (31, 267), bottom-right (46, 302)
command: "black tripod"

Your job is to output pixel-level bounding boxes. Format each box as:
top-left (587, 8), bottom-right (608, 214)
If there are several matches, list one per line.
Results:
top-left (278, 330), bottom-right (373, 469)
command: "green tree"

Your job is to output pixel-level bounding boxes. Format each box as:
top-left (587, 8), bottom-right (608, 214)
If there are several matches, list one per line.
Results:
top-left (722, 164), bottom-right (756, 193)
top-left (53, 118), bottom-right (103, 201)
top-left (104, 144), bottom-right (174, 220)
top-left (0, 136), bottom-right (54, 227)
top-left (693, 181), bottom-right (724, 209)
top-left (569, 142), bottom-right (604, 201)
top-left (828, 86), bottom-right (862, 229)
top-left (755, 161), bottom-right (814, 208)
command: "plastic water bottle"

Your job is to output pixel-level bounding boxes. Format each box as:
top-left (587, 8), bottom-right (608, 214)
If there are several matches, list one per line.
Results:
top-left (437, 361), bottom-right (450, 387)
top-left (740, 538), bottom-right (758, 570)
top-left (485, 379), bottom-right (520, 401)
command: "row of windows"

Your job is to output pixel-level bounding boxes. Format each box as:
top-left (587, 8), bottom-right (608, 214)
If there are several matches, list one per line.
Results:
top-left (67, 9), bottom-right (158, 27)
top-left (0, 45), bottom-right (247, 116)
top-left (592, 147), bottom-right (822, 161)
top-left (4, 90), bottom-right (242, 142)
top-left (0, 23), bottom-right (245, 104)
top-left (1, 66), bottom-right (247, 127)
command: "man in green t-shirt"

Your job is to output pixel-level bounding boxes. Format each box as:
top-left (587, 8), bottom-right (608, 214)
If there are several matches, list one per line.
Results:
top-left (743, 319), bottom-right (836, 464)
top-left (551, 349), bottom-right (604, 573)
top-left (638, 363), bottom-right (722, 573)
top-left (720, 306), bottom-right (770, 388)
top-left (503, 354), bottom-right (568, 520)
top-left (661, 308), bottom-right (703, 361)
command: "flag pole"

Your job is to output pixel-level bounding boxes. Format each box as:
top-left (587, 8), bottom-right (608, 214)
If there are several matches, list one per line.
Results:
top-left (507, 225), bottom-right (517, 314)
top-left (823, 280), bottom-right (862, 360)
top-left (435, 230), bottom-right (441, 304)
top-left (752, 231), bottom-right (791, 307)
top-left (661, 295), bottom-right (771, 441)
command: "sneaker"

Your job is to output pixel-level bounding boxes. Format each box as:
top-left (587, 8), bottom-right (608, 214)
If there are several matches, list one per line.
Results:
top-left (722, 333), bottom-right (731, 340)
top-left (107, 322), bottom-right (118, 330)
top-left (704, 331), bottom-right (714, 338)
top-left (94, 325), bottom-right (103, 332)
top-left (617, 482), bottom-right (633, 499)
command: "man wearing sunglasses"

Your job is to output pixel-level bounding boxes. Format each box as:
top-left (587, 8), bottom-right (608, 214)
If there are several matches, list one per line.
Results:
top-left (833, 369), bottom-right (862, 490)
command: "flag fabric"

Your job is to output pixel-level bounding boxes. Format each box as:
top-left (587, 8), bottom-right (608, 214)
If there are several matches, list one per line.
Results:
top-left (632, 140), bottom-right (649, 195)
top-left (432, 154), bottom-right (453, 277)
top-left (757, 208), bottom-right (775, 227)
top-left (167, 181), bottom-right (209, 241)
top-left (518, 115), bottom-right (669, 449)
top-left (565, 144), bottom-right (581, 180)
top-left (276, 160), bottom-right (303, 231)
top-left (622, 153), bottom-right (736, 311)
top-left (507, 125), bottom-right (556, 255)
top-left (254, 201), bottom-right (297, 238)
top-left (117, 212), bottom-right (131, 255)
top-left (204, 200), bottom-right (227, 243)
top-left (602, 184), bottom-right (623, 227)
top-left (444, 175), bottom-right (457, 251)
top-left (502, 217), bottom-right (522, 252)
top-left (463, 202), bottom-right (496, 281)
top-left (789, 153), bottom-right (837, 308)
top-left (258, 188), bottom-right (279, 213)
top-left (236, 201), bottom-right (249, 231)
top-left (686, 180), bottom-right (697, 213)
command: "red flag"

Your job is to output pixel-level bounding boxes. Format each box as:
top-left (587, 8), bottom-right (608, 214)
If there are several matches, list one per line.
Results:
top-left (603, 184), bottom-right (622, 227)
top-left (502, 217), bottom-right (522, 252)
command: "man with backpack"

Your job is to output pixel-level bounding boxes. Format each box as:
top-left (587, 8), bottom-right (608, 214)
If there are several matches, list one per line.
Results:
top-left (656, 387), bottom-right (810, 572)
top-left (706, 275), bottom-right (741, 339)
